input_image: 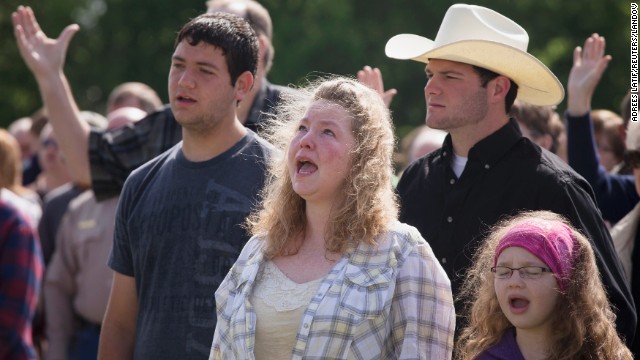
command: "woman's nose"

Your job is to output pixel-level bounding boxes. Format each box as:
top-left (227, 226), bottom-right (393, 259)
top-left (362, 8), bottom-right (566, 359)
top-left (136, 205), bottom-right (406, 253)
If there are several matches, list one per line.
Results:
top-left (299, 129), bottom-right (314, 149)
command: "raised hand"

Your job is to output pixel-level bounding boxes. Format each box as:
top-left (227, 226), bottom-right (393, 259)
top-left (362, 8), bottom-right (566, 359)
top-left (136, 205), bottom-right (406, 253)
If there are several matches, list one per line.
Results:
top-left (357, 65), bottom-right (397, 108)
top-left (12, 6), bottom-right (80, 80)
top-left (567, 33), bottom-right (612, 116)
top-left (12, 5), bottom-right (93, 188)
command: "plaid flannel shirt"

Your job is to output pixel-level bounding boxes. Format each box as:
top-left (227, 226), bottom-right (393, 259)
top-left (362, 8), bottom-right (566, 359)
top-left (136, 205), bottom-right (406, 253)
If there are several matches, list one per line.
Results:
top-left (211, 221), bottom-right (455, 359)
top-left (0, 200), bottom-right (43, 360)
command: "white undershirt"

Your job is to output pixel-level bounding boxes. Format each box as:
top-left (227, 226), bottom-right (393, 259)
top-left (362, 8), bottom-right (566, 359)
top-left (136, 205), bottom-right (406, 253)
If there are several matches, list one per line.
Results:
top-left (251, 260), bottom-right (323, 360)
top-left (450, 153), bottom-right (468, 178)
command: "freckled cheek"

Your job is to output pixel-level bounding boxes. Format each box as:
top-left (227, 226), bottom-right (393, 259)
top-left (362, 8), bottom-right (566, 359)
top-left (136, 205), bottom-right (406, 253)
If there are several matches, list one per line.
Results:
top-left (329, 147), bottom-right (353, 173)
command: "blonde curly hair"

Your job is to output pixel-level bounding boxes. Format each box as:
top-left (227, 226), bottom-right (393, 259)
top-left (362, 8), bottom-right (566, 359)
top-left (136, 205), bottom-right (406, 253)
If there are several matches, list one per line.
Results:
top-left (247, 76), bottom-right (398, 258)
top-left (456, 210), bottom-right (632, 360)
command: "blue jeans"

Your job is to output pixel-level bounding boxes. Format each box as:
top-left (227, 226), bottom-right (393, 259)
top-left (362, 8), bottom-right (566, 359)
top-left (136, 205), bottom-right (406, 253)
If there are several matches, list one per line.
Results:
top-left (68, 325), bottom-right (101, 360)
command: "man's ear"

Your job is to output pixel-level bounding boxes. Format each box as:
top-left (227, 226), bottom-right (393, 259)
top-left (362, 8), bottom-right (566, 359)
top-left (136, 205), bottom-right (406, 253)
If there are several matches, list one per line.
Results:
top-left (489, 75), bottom-right (511, 101)
top-left (234, 71), bottom-right (255, 102)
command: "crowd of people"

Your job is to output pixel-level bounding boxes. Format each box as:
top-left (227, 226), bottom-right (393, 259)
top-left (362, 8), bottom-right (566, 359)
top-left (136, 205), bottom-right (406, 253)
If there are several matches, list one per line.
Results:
top-left (1, 1), bottom-right (638, 359)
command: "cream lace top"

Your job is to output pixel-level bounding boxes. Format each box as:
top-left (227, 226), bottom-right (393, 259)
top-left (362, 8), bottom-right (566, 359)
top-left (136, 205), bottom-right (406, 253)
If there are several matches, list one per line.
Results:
top-left (251, 260), bottom-right (323, 360)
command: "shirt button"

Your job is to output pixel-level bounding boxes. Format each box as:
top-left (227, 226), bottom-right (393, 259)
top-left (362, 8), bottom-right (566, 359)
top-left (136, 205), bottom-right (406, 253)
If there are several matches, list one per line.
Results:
top-left (447, 216), bottom-right (453, 223)
top-left (449, 178), bottom-right (455, 185)
top-left (304, 323), bottom-right (309, 329)
top-left (443, 151), bottom-right (447, 156)
top-left (484, 164), bottom-right (490, 169)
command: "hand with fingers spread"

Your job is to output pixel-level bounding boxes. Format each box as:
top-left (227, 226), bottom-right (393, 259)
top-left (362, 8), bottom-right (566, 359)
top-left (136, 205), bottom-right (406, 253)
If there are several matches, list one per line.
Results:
top-left (12, 5), bottom-right (79, 80)
top-left (357, 65), bottom-right (397, 108)
top-left (567, 33), bottom-right (612, 116)
top-left (11, 5), bottom-right (92, 188)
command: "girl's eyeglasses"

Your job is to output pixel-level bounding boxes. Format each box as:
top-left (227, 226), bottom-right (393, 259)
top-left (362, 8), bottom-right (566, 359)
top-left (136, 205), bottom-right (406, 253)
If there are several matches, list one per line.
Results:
top-left (490, 266), bottom-right (553, 279)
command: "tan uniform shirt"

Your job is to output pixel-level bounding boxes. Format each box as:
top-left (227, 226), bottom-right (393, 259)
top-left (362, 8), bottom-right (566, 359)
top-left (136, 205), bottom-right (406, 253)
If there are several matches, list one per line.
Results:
top-left (44, 190), bottom-right (118, 360)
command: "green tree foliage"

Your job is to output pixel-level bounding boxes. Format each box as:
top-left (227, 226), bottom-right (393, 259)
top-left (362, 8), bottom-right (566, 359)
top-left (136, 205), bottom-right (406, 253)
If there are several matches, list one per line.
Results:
top-left (1, 0), bottom-right (632, 145)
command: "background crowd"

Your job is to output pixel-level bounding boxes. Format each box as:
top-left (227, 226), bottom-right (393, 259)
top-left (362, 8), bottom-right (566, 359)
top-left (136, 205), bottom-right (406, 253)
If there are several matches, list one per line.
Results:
top-left (1, 1), bottom-right (639, 359)
top-left (0, 1), bottom-right (633, 141)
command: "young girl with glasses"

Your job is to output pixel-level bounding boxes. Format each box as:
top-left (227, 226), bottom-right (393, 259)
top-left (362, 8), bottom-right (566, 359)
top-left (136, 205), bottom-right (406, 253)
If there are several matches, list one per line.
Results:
top-left (456, 210), bottom-right (631, 359)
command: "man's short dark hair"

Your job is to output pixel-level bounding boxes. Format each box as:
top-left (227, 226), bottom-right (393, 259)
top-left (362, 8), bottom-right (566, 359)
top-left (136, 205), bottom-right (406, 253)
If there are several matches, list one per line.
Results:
top-left (175, 12), bottom-right (259, 86)
top-left (472, 65), bottom-right (519, 114)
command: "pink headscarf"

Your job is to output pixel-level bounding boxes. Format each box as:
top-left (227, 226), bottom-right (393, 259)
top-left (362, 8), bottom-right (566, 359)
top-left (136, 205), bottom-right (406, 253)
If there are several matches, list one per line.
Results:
top-left (494, 218), bottom-right (578, 292)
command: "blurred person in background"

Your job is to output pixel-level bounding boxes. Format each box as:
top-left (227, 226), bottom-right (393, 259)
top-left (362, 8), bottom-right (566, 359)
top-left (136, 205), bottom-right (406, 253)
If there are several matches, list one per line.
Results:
top-left (30, 124), bottom-right (73, 200)
top-left (591, 109), bottom-right (627, 173)
top-left (106, 82), bottom-right (163, 114)
top-left (8, 116), bottom-right (40, 184)
top-left (9, 109), bottom-right (48, 187)
top-left (510, 99), bottom-right (567, 161)
top-left (611, 118), bottom-right (640, 356)
top-left (0, 129), bottom-right (42, 228)
top-left (43, 106), bottom-right (145, 360)
top-left (0, 200), bottom-right (43, 360)
top-left (565, 34), bottom-right (639, 226)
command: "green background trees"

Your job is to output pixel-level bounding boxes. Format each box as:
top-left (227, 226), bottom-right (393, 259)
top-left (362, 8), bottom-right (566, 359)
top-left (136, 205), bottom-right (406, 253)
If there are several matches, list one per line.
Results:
top-left (0, 0), bottom-right (632, 140)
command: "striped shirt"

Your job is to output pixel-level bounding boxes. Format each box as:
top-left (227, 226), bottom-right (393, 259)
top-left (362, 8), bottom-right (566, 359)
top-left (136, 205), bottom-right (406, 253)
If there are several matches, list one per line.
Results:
top-left (211, 221), bottom-right (455, 359)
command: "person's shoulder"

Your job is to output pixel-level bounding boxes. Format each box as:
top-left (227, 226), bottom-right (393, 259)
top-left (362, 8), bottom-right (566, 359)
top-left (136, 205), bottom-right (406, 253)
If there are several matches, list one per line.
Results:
top-left (123, 142), bottom-right (182, 189)
top-left (397, 150), bottom-right (443, 191)
top-left (67, 189), bottom-right (96, 210)
top-left (476, 328), bottom-right (524, 360)
top-left (240, 235), bottom-right (265, 259)
top-left (0, 198), bottom-right (34, 235)
top-left (405, 149), bottom-right (443, 175)
top-left (535, 147), bottom-right (586, 185)
top-left (386, 221), bottom-right (424, 244)
top-left (226, 235), bottom-right (265, 277)
top-left (369, 222), bottom-right (429, 260)
top-left (240, 130), bottom-right (277, 158)
top-left (508, 139), bottom-right (580, 185)
top-left (0, 198), bottom-right (21, 221)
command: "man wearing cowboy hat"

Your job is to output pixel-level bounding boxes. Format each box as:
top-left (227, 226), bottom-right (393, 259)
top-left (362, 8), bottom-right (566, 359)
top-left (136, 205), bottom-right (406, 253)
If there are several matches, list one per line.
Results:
top-left (386, 3), bottom-right (635, 344)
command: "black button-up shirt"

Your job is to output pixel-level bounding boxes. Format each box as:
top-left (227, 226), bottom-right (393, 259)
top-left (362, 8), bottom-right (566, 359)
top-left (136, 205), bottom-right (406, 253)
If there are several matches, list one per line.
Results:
top-left (398, 118), bottom-right (636, 344)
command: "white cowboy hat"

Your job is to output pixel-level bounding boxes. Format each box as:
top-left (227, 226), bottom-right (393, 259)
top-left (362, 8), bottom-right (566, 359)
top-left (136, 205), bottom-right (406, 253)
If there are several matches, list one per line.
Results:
top-left (385, 3), bottom-right (564, 106)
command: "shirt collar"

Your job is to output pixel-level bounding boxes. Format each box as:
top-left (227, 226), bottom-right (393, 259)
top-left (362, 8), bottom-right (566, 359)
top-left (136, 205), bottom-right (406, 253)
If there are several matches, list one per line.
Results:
top-left (441, 118), bottom-right (523, 166)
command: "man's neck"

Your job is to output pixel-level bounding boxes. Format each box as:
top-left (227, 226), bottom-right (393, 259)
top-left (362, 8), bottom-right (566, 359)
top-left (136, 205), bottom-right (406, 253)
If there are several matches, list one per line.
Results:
top-left (450, 114), bottom-right (509, 157)
top-left (181, 119), bottom-right (247, 162)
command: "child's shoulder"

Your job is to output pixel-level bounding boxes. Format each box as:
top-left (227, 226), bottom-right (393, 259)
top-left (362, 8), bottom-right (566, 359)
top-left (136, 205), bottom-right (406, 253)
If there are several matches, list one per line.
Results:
top-left (476, 328), bottom-right (525, 360)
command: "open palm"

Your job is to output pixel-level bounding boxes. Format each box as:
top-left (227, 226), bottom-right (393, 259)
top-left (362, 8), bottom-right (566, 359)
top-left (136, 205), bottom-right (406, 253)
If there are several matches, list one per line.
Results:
top-left (12, 6), bottom-right (79, 78)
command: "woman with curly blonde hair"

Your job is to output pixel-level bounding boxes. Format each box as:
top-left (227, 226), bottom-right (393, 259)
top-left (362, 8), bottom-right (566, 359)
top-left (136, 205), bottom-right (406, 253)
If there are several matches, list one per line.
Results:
top-left (211, 77), bottom-right (455, 359)
top-left (456, 210), bottom-right (631, 360)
